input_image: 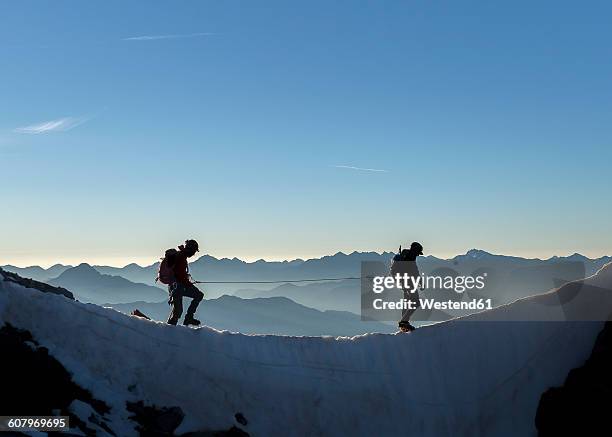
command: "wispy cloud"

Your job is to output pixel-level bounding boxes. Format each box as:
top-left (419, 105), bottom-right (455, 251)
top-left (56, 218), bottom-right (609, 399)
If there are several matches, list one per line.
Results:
top-left (14, 116), bottom-right (90, 134)
top-left (123, 32), bottom-right (215, 41)
top-left (332, 165), bottom-right (389, 173)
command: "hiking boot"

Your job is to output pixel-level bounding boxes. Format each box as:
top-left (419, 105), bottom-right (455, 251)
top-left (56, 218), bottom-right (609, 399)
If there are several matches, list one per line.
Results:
top-left (167, 318), bottom-right (178, 326)
top-left (183, 316), bottom-right (201, 327)
top-left (398, 322), bottom-right (415, 333)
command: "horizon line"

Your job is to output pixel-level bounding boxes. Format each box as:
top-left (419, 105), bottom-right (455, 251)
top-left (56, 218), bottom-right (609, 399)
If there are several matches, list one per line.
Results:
top-left (2, 249), bottom-right (610, 270)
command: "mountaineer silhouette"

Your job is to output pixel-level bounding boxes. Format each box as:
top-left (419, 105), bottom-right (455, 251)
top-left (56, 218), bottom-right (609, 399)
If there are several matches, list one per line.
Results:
top-left (390, 242), bottom-right (423, 332)
top-left (156, 239), bottom-right (204, 326)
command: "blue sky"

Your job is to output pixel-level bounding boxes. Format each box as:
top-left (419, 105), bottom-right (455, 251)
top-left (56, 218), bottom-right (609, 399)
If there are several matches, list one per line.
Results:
top-left (1, 0), bottom-right (611, 266)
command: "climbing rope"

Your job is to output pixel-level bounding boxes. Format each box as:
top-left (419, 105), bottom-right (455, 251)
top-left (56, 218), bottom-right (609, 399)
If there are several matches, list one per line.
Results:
top-left (192, 277), bottom-right (363, 284)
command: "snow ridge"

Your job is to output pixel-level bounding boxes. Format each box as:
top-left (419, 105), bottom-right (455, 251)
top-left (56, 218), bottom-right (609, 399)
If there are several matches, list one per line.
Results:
top-left (1, 264), bottom-right (611, 436)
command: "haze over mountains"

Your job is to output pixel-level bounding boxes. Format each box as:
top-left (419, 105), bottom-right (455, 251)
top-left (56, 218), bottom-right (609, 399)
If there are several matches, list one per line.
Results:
top-left (93, 252), bottom-right (398, 293)
top-left (48, 263), bottom-right (166, 305)
top-left (5, 249), bottom-right (610, 286)
top-left (1, 263), bottom-right (72, 282)
top-left (234, 280), bottom-right (360, 313)
top-left (3, 250), bottom-right (611, 314)
top-left (107, 295), bottom-right (394, 337)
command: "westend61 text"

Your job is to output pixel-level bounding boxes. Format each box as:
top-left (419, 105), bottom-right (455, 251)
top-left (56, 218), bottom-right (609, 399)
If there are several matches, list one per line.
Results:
top-left (372, 297), bottom-right (493, 311)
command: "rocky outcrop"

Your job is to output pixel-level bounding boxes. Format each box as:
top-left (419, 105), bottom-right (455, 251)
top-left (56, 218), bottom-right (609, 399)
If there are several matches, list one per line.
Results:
top-left (0, 266), bottom-right (74, 299)
top-left (0, 321), bottom-right (250, 436)
top-left (536, 319), bottom-right (612, 436)
top-left (126, 401), bottom-right (249, 437)
top-left (0, 323), bottom-right (110, 435)
top-left (127, 401), bottom-right (185, 436)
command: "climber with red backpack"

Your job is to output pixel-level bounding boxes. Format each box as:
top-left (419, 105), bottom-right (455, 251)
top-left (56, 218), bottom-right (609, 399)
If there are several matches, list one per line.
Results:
top-left (157, 239), bottom-right (204, 326)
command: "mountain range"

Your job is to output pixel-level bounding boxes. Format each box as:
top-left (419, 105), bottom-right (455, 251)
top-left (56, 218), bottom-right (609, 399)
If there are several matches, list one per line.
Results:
top-left (106, 295), bottom-right (394, 337)
top-left (5, 249), bottom-right (611, 285)
top-left (4, 250), bottom-right (611, 310)
top-left (234, 280), bottom-right (360, 313)
top-left (48, 263), bottom-right (166, 304)
top-left (1, 263), bottom-right (72, 282)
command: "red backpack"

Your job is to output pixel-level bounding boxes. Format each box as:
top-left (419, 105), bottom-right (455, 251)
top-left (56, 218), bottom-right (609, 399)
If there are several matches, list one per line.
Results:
top-left (156, 248), bottom-right (178, 285)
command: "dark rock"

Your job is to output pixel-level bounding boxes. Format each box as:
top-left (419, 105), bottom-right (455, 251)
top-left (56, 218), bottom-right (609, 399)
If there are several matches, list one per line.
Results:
top-left (180, 427), bottom-right (249, 437)
top-left (0, 324), bottom-right (111, 435)
top-left (535, 320), bottom-right (612, 436)
top-left (127, 401), bottom-right (185, 436)
top-left (234, 412), bottom-right (247, 426)
top-left (89, 413), bottom-right (117, 436)
top-left (0, 267), bottom-right (74, 299)
top-left (125, 400), bottom-right (251, 437)
top-left (131, 309), bottom-right (152, 320)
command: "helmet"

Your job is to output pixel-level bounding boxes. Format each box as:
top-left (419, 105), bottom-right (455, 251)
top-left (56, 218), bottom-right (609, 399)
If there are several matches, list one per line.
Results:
top-left (410, 242), bottom-right (424, 255)
top-left (184, 239), bottom-right (199, 252)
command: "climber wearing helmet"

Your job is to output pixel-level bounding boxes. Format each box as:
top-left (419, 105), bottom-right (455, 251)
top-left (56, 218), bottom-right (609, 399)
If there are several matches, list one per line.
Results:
top-left (166, 239), bottom-right (204, 326)
top-left (390, 241), bottom-right (424, 332)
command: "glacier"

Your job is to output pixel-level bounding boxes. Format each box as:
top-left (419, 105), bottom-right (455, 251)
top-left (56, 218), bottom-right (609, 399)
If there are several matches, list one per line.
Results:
top-left (1, 263), bottom-right (611, 436)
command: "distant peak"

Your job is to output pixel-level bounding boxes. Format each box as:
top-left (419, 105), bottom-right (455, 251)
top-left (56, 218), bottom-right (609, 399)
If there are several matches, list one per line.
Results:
top-left (76, 262), bottom-right (94, 269)
top-left (194, 254), bottom-right (219, 262)
top-left (64, 263), bottom-right (100, 276)
top-left (465, 249), bottom-right (492, 259)
top-left (567, 252), bottom-right (588, 260)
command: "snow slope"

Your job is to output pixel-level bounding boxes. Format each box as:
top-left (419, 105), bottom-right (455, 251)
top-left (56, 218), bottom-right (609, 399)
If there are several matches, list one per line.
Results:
top-left (106, 295), bottom-right (396, 337)
top-left (1, 263), bottom-right (612, 437)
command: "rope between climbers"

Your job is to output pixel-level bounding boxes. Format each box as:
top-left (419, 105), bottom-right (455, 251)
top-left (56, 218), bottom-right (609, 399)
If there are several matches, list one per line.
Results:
top-left (192, 277), bottom-right (364, 284)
